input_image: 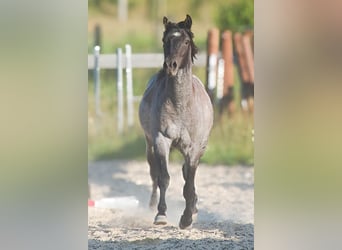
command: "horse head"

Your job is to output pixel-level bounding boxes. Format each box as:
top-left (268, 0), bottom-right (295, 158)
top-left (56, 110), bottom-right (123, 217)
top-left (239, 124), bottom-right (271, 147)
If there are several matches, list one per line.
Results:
top-left (162, 15), bottom-right (198, 76)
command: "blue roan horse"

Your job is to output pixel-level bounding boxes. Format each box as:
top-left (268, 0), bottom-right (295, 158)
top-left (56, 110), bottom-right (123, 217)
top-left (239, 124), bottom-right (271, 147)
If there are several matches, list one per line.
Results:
top-left (139, 15), bottom-right (213, 229)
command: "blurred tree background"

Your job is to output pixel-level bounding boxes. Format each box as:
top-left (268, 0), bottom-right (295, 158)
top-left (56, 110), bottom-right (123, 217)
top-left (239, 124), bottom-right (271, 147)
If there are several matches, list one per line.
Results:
top-left (216, 0), bottom-right (253, 32)
top-left (88, 0), bottom-right (254, 53)
top-left (88, 0), bottom-right (254, 165)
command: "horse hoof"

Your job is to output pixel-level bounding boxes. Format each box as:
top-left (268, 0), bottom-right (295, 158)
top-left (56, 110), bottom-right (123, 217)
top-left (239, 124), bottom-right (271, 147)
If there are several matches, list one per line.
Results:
top-left (154, 214), bottom-right (167, 225)
top-left (179, 215), bottom-right (192, 229)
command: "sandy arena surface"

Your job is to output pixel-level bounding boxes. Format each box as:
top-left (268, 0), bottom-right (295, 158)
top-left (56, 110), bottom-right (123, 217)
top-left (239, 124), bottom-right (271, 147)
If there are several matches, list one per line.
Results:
top-left (88, 160), bottom-right (254, 249)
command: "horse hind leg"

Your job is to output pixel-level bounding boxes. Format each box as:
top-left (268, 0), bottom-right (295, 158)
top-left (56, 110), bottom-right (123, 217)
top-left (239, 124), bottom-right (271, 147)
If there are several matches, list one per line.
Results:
top-left (150, 182), bottom-right (158, 209)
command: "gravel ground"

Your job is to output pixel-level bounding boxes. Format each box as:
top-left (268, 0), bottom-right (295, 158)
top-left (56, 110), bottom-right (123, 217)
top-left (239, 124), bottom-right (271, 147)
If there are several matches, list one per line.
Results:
top-left (88, 160), bottom-right (254, 249)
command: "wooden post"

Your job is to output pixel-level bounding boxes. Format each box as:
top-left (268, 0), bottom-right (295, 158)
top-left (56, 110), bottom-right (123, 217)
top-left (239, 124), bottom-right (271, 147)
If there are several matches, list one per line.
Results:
top-left (206, 28), bottom-right (219, 103)
top-left (242, 34), bottom-right (254, 84)
top-left (234, 32), bottom-right (250, 112)
top-left (245, 30), bottom-right (254, 53)
top-left (234, 33), bottom-right (250, 84)
top-left (221, 30), bottom-right (235, 114)
top-left (242, 33), bottom-right (254, 112)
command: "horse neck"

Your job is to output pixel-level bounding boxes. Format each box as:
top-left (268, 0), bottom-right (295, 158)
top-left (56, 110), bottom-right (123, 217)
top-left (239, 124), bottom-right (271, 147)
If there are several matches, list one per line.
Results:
top-left (167, 65), bottom-right (193, 108)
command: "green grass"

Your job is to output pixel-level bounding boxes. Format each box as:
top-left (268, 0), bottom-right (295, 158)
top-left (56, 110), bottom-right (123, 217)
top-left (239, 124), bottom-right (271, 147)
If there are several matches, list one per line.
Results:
top-left (202, 112), bottom-right (254, 165)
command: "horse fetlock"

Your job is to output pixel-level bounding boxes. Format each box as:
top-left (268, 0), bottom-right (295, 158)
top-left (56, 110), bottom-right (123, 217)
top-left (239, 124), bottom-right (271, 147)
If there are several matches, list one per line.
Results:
top-left (183, 186), bottom-right (195, 200)
top-left (157, 202), bottom-right (167, 214)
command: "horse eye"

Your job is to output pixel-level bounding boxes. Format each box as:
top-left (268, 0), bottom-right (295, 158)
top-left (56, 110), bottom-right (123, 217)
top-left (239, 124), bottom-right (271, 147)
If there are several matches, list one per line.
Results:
top-left (185, 40), bottom-right (189, 45)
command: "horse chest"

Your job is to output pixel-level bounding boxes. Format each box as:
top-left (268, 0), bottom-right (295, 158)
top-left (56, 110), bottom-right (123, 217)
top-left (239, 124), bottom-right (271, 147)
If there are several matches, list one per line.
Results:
top-left (161, 122), bottom-right (179, 139)
top-left (160, 119), bottom-right (192, 147)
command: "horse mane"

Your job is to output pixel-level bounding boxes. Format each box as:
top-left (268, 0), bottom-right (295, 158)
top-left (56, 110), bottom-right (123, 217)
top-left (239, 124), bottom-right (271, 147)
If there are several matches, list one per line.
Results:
top-left (162, 18), bottom-right (199, 63)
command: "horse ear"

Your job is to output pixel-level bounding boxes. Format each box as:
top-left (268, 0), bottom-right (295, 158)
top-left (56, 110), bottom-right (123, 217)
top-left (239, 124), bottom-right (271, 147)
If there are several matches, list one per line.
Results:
top-left (184, 14), bottom-right (192, 29)
top-left (163, 16), bottom-right (168, 26)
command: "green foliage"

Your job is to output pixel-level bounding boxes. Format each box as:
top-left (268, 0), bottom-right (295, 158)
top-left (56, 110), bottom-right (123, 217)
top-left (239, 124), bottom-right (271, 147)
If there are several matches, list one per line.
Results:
top-left (188, 0), bottom-right (205, 18)
top-left (88, 0), bottom-right (116, 8)
top-left (215, 0), bottom-right (254, 32)
top-left (202, 113), bottom-right (254, 165)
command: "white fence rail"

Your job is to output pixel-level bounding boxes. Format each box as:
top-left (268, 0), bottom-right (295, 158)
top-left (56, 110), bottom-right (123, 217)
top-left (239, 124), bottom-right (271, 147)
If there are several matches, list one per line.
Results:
top-left (88, 53), bottom-right (207, 69)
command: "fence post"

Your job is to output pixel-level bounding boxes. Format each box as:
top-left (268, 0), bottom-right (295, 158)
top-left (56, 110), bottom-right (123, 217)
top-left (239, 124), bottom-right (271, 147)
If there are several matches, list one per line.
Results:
top-left (116, 48), bottom-right (124, 133)
top-left (216, 58), bottom-right (224, 100)
top-left (118, 0), bottom-right (128, 22)
top-left (94, 45), bottom-right (102, 117)
top-left (242, 34), bottom-right (254, 84)
top-left (94, 24), bottom-right (102, 48)
top-left (234, 32), bottom-right (250, 111)
top-left (125, 44), bottom-right (134, 127)
top-left (242, 33), bottom-right (254, 112)
top-left (221, 30), bottom-right (235, 114)
top-left (206, 28), bottom-right (219, 103)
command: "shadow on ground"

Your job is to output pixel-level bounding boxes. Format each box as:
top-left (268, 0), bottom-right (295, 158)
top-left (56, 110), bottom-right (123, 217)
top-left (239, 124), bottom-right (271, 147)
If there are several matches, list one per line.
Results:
top-left (88, 159), bottom-right (152, 207)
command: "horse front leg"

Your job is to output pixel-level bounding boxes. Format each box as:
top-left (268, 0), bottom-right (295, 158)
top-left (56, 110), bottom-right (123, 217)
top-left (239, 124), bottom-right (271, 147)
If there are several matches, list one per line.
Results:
top-left (180, 156), bottom-right (199, 229)
top-left (146, 141), bottom-right (158, 209)
top-left (182, 163), bottom-right (198, 214)
top-left (153, 133), bottom-right (172, 225)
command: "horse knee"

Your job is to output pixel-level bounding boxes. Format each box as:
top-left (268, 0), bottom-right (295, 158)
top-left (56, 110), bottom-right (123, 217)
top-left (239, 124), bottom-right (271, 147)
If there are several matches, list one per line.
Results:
top-left (183, 183), bottom-right (195, 200)
top-left (149, 164), bottom-right (158, 180)
top-left (158, 174), bottom-right (170, 190)
top-left (188, 158), bottom-right (200, 169)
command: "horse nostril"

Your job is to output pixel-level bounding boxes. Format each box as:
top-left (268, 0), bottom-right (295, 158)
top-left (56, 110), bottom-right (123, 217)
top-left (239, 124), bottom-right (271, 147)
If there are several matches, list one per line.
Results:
top-left (172, 62), bottom-right (177, 69)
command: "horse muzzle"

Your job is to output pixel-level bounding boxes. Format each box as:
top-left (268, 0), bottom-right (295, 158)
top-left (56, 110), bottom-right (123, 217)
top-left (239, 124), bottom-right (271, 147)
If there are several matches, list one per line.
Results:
top-left (164, 59), bottom-right (179, 76)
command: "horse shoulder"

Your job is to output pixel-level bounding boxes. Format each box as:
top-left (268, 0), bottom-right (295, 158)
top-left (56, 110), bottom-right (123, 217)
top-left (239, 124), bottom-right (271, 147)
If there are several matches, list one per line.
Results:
top-left (190, 75), bottom-right (214, 132)
top-left (192, 75), bottom-right (212, 108)
top-left (142, 74), bottom-right (158, 100)
top-left (139, 72), bottom-right (163, 135)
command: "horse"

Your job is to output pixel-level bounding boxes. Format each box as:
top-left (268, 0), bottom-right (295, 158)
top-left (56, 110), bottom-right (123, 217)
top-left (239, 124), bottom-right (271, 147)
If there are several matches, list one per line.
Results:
top-left (139, 14), bottom-right (213, 229)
